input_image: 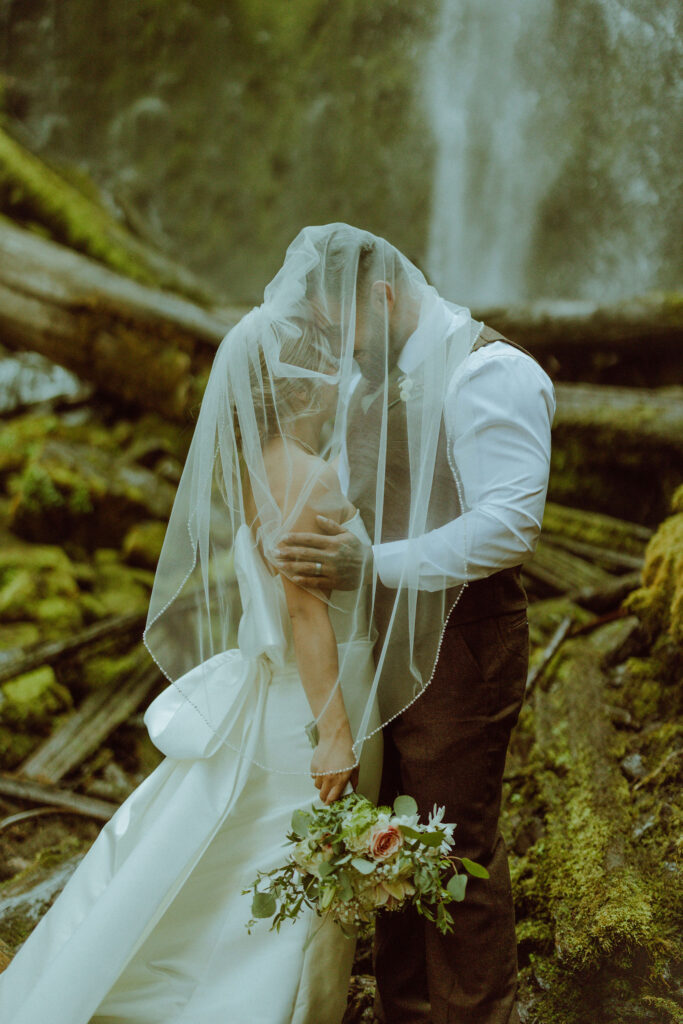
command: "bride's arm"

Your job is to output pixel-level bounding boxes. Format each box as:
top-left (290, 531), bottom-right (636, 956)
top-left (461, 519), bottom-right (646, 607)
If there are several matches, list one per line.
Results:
top-left (267, 452), bottom-right (357, 804)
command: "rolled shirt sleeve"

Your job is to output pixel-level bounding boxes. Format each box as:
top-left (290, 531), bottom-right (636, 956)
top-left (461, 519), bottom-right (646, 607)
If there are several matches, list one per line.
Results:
top-left (372, 343), bottom-right (556, 592)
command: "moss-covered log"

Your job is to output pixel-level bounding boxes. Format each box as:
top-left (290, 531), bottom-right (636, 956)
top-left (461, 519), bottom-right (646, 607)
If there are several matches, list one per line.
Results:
top-left (0, 218), bottom-right (240, 420)
top-left (534, 638), bottom-right (655, 965)
top-left (505, 497), bottom-right (683, 1023)
top-left (0, 125), bottom-right (213, 303)
top-left (549, 384), bottom-right (683, 526)
top-left (542, 503), bottom-right (652, 557)
top-left (479, 294), bottom-right (683, 387)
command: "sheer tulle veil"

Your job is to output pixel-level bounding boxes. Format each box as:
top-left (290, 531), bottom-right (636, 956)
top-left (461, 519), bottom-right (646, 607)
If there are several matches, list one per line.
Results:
top-left (143, 224), bottom-right (482, 774)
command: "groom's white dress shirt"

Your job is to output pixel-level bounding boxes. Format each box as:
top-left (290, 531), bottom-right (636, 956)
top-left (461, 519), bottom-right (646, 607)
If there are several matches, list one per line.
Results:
top-left (340, 327), bottom-right (556, 593)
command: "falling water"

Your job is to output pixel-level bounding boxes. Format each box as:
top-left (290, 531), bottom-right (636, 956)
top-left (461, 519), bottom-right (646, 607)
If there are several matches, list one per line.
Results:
top-left (425, 0), bottom-right (683, 305)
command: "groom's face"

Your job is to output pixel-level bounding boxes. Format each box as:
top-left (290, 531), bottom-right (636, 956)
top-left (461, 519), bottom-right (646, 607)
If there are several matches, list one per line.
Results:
top-left (353, 305), bottom-right (393, 385)
top-left (312, 282), bottom-right (401, 387)
top-left (353, 283), bottom-right (405, 386)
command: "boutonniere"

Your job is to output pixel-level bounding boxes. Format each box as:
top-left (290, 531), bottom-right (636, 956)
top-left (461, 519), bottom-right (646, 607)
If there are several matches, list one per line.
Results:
top-left (398, 374), bottom-right (416, 401)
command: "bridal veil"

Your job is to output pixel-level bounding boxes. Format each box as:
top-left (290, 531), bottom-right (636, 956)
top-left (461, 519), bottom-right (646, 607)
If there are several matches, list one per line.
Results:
top-left (143, 224), bottom-right (483, 775)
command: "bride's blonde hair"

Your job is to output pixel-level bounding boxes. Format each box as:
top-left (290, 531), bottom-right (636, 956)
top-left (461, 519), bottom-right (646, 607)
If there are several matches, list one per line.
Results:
top-left (233, 316), bottom-right (336, 448)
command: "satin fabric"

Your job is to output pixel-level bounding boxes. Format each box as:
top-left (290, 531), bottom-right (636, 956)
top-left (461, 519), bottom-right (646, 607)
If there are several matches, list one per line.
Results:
top-left (0, 515), bottom-right (381, 1024)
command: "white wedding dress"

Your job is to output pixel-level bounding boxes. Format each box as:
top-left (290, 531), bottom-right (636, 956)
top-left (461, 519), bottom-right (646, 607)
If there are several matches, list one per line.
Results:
top-left (0, 512), bottom-right (382, 1024)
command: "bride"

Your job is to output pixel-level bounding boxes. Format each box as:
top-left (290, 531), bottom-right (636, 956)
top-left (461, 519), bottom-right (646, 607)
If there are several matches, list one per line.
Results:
top-left (0, 224), bottom-right (481, 1024)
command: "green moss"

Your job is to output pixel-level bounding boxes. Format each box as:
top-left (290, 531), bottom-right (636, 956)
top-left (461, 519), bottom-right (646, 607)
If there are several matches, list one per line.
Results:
top-left (1, 665), bottom-right (73, 735)
top-left (0, 568), bottom-right (35, 620)
top-left (625, 509), bottom-right (683, 646)
top-left (0, 542), bottom-right (83, 634)
top-left (121, 520), bottom-right (166, 570)
top-left (81, 649), bottom-right (142, 692)
top-left (527, 596), bottom-right (592, 655)
top-left (0, 621), bottom-right (41, 649)
top-left (0, 726), bottom-right (40, 768)
top-left (0, 126), bottom-right (163, 286)
top-left (548, 436), bottom-right (679, 527)
top-left (33, 595), bottom-right (83, 630)
top-left (92, 556), bottom-right (152, 617)
top-left (641, 996), bottom-right (683, 1024)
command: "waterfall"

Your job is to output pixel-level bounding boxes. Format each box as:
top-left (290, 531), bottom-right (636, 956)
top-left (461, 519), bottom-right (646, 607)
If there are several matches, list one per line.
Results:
top-left (425, 0), bottom-right (682, 305)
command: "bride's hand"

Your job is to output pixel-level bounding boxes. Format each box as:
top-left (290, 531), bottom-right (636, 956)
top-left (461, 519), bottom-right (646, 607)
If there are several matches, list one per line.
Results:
top-left (310, 724), bottom-right (359, 804)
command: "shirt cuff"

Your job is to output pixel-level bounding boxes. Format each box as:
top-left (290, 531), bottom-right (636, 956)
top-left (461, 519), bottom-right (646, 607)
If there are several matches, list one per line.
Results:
top-left (372, 539), bottom-right (411, 589)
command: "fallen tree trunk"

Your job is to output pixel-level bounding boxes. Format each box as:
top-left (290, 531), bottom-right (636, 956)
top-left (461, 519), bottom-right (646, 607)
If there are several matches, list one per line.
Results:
top-left (553, 383), bottom-right (683, 453)
top-left (512, 638), bottom-right (653, 1009)
top-left (0, 774), bottom-right (117, 821)
top-left (478, 294), bottom-right (683, 387)
top-left (0, 125), bottom-right (213, 302)
top-left (0, 219), bottom-right (240, 420)
top-left (542, 502), bottom-right (652, 556)
top-left (524, 537), bottom-right (614, 593)
top-left (549, 384), bottom-right (683, 526)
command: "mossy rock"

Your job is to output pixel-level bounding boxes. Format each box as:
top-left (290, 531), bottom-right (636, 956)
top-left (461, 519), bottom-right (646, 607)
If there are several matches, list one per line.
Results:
top-left (91, 553), bottom-right (152, 617)
top-left (80, 648), bottom-right (143, 692)
top-left (8, 439), bottom-right (175, 549)
top-left (0, 621), bottom-right (41, 650)
top-left (0, 542), bottom-right (82, 632)
top-left (0, 726), bottom-right (40, 769)
top-left (0, 665), bottom-right (73, 768)
top-left (625, 499), bottom-right (683, 647)
top-left (122, 519), bottom-right (167, 570)
top-left (0, 665), bottom-right (73, 730)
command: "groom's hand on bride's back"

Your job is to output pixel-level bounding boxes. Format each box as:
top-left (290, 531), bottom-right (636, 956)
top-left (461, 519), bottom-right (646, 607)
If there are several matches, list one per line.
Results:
top-left (273, 516), bottom-right (370, 591)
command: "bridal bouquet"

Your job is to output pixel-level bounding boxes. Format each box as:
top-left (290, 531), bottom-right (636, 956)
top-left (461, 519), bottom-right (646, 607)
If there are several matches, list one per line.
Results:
top-left (244, 793), bottom-right (488, 938)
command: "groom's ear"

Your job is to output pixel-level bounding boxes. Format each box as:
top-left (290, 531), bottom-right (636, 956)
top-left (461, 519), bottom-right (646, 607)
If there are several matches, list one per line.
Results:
top-left (369, 280), bottom-right (395, 314)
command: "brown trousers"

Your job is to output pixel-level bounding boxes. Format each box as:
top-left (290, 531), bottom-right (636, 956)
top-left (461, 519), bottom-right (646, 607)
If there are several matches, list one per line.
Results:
top-left (373, 606), bottom-right (528, 1024)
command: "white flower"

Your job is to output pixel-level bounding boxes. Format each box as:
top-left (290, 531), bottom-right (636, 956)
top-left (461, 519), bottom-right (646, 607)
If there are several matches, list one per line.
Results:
top-left (398, 375), bottom-right (414, 401)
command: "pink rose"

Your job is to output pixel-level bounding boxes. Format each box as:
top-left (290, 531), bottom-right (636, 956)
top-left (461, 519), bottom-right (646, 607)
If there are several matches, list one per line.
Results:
top-left (369, 824), bottom-right (403, 861)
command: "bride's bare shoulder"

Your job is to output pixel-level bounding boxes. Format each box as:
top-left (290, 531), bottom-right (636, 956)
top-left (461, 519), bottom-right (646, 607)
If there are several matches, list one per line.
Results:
top-left (263, 440), bottom-right (352, 523)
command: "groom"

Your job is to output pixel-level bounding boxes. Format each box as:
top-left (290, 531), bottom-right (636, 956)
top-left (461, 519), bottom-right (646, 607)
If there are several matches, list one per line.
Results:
top-left (275, 229), bottom-right (555, 1024)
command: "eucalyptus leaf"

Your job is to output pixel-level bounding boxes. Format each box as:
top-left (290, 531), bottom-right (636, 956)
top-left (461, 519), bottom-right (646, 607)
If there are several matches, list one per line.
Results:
top-left (398, 825), bottom-right (423, 841)
top-left (419, 830), bottom-right (446, 847)
top-left (351, 857), bottom-right (376, 875)
top-left (320, 884), bottom-right (336, 909)
top-left (252, 891), bottom-right (277, 918)
top-left (317, 860), bottom-right (335, 878)
top-left (393, 794), bottom-right (418, 817)
top-left (338, 870), bottom-right (353, 902)
top-left (291, 809), bottom-right (311, 838)
top-left (447, 873), bottom-right (467, 902)
top-left (460, 857), bottom-right (490, 879)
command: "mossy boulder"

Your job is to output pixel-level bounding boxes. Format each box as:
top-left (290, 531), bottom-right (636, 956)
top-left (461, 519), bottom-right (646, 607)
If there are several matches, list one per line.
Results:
top-left (91, 549), bottom-right (153, 617)
top-left (0, 542), bottom-right (82, 635)
top-left (624, 487), bottom-right (683, 647)
top-left (122, 519), bottom-right (167, 570)
top-left (1, 665), bottom-right (72, 729)
top-left (0, 622), bottom-right (41, 650)
top-left (80, 648), bottom-right (143, 693)
top-left (8, 438), bottom-right (175, 548)
top-left (0, 664), bottom-right (73, 769)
